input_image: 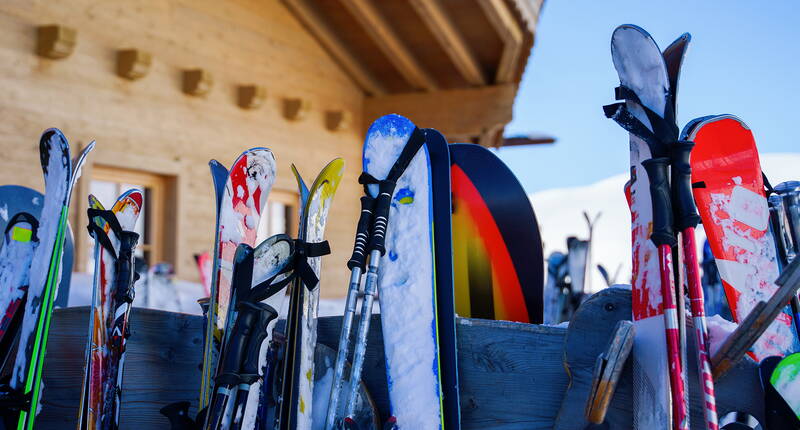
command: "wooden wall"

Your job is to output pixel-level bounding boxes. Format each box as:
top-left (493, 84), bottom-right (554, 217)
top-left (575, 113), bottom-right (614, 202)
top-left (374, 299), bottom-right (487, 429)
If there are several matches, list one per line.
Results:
top-left (0, 0), bottom-right (364, 298)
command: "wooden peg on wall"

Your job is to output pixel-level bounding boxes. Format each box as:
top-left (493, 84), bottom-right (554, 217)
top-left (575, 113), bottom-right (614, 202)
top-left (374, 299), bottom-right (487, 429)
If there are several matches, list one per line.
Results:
top-left (237, 85), bottom-right (266, 109)
top-left (36, 24), bottom-right (77, 59)
top-left (282, 97), bottom-right (311, 121)
top-left (183, 69), bottom-right (213, 96)
top-left (117, 49), bottom-right (151, 80)
top-left (325, 110), bottom-right (351, 132)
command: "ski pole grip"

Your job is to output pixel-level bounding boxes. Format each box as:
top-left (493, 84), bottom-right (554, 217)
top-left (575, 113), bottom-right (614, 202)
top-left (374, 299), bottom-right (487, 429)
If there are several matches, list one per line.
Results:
top-left (347, 196), bottom-right (374, 270)
top-left (368, 180), bottom-right (397, 255)
top-left (114, 231), bottom-right (140, 304)
top-left (217, 301), bottom-right (262, 386)
top-left (240, 303), bottom-right (278, 381)
top-left (641, 157), bottom-right (677, 248)
top-left (670, 140), bottom-right (701, 230)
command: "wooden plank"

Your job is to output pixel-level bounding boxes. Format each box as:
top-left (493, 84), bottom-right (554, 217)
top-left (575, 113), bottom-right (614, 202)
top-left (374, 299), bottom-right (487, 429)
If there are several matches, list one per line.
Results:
top-left (477, 0), bottom-right (523, 84)
top-left (282, 0), bottom-right (386, 96)
top-left (408, 0), bottom-right (486, 86)
top-left (364, 84), bottom-right (516, 139)
top-left (39, 306), bottom-right (204, 429)
top-left (339, 0), bottom-right (438, 91)
top-left (38, 293), bottom-right (765, 429)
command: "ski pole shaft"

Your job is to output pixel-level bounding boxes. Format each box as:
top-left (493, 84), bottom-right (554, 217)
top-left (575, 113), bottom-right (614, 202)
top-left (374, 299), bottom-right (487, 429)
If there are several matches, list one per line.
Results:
top-left (344, 250), bottom-right (380, 420)
top-left (670, 140), bottom-right (719, 429)
top-left (642, 157), bottom-right (687, 430)
top-left (682, 227), bottom-right (719, 430)
top-left (327, 195), bottom-right (373, 429)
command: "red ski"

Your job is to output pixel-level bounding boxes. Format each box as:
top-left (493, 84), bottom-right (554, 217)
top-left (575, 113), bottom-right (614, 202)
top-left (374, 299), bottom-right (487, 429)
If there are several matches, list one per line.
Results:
top-left (689, 115), bottom-right (800, 359)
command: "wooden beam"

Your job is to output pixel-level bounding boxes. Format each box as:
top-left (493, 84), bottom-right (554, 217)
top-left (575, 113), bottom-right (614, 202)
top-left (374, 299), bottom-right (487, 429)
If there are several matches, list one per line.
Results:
top-left (478, 0), bottom-right (523, 84)
top-left (409, 0), bottom-right (486, 86)
top-left (282, 0), bottom-right (386, 96)
top-left (340, 0), bottom-right (438, 91)
top-left (364, 84), bottom-right (516, 138)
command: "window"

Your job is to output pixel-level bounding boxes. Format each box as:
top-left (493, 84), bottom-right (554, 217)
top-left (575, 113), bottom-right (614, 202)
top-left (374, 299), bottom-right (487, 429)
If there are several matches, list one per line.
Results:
top-left (87, 166), bottom-right (169, 270)
top-left (257, 189), bottom-right (299, 242)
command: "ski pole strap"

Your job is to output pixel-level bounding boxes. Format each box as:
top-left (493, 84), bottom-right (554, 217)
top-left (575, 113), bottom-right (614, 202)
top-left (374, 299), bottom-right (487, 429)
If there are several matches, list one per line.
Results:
top-left (669, 140), bottom-right (702, 230)
top-left (642, 157), bottom-right (677, 247)
top-left (294, 239), bottom-right (330, 290)
top-left (86, 208), bottom-right (125, 259)
top-left (347, 195), bottom-right (374, 270)
top-left (603, 85), bottom-right (678, 158)
top-left (113, 230), bottom-right (140, 305)
top-left (359, 127), bottom-right (426, 255)
top-left (5, 212), bottom-right (39, 241)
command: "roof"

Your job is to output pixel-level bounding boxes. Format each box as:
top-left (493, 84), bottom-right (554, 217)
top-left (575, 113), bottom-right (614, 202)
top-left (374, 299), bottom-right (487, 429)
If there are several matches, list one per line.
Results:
top-left (283, 0), bottom-right (546, 146)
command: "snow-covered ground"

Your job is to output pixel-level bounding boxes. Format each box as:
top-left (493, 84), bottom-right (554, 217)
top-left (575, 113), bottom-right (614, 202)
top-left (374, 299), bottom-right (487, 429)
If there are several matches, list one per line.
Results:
top-left (530, 152), bottom-right (800, 294)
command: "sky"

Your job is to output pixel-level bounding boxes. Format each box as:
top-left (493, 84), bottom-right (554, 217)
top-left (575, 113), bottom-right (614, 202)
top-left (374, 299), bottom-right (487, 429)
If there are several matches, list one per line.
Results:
top-left (497, 1), bottom-right (800, 193)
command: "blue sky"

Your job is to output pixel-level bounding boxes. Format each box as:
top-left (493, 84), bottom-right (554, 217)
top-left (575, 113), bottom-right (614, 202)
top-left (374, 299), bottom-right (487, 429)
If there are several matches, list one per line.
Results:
top-left (498, 1), bottom-right (799, 193)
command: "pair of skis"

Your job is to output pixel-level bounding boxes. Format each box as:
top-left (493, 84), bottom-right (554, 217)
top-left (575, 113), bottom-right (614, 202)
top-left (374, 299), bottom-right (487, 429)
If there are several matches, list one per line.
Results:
top-left (77, 189), bottom-right (143, 430)
top-left (0, 129), bottom-right (94, 430)
top-left (327, 114), bottom-right (460, 430)
top-left (606, 25), bottom-right (717, 430)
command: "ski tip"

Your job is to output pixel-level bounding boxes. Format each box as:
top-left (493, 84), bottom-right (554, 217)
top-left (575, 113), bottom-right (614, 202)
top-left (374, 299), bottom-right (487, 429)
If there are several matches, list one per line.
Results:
top-left (88, 193), bottom-right (104, 210)
top-left (365, 114), bottom-right (417, 143)
top-left (290, 163), bottom-right (309, 197)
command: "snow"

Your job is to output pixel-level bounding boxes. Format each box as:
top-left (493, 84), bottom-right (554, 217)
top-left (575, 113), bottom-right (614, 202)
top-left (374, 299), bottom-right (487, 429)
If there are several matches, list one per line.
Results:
top-left (529, 153), bottom-right (800, 299)
top-left (706, 314), bottom-right (737, 358)
top-left (366, 114), bottom-right (441, 430)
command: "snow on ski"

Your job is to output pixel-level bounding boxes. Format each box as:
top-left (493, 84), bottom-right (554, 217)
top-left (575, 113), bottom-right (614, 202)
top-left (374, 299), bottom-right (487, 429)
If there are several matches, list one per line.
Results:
top-left (9, 129), bottom-right (94, 429)
top-left (358, 114), bottom-right (443, 430)
top-left (199, 149), bottom-right (275, 410)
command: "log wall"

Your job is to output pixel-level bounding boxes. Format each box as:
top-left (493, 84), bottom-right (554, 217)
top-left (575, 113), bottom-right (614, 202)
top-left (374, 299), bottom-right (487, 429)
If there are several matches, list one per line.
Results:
top-left (0, 0), bottom-right (363, 296)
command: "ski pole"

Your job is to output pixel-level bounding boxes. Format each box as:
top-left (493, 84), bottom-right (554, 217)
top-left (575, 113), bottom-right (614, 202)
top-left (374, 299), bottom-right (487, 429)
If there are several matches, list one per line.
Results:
top-left (327, 128), bottom-right (426, 428)
top-left (772, 182), bottom-right (800, 335)
top-left (326, 196), bottom-right (373, 429)
top-left (342, 129), bottom-right (426, 424)
top-left (671, 140), bottom-right (719, 430)
top-left (641, 157), bottom-right (688, 430)
top-left (227, 302), bottom-right (276, 430)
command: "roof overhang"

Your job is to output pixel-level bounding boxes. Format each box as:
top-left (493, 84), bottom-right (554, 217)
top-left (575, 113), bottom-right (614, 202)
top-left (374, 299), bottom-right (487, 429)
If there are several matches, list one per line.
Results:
top-left (283, 0), bottom-right (546, 146)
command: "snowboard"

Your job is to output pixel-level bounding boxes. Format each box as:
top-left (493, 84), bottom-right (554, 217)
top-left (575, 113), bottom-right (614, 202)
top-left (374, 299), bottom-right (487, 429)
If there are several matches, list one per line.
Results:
top-left (9, 129), bottom-right (94, 430)
top-left (0, 213), bottom-right (40, 372)
top-left (0, 185), bottom-right (75, 322)
top-left (199, 149), bottom-right (276, 410)
top-left (361, 114), bottom-right (444, 429)
top-left (78, 189), bottom-right (143, 430)
top-left (608, 24), bottom-right (673, 429)
top-left (275, 158), bottom-right (343, 430)
top-left (687, 114), bottom-right (800, 359)
top-left (450, 143), bottom-right (544, 324)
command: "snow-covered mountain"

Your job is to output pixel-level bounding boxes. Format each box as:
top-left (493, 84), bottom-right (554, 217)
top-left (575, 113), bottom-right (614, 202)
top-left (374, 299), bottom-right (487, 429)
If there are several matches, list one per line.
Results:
top-left (530, 153), bottom-right (800, 293)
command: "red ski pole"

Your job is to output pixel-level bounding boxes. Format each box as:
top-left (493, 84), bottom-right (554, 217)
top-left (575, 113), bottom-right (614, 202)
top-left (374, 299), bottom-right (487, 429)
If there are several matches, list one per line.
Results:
top-left (642, 157), bottom-right (688, 430)
top-left (671, 140), bottom-right (719, 430)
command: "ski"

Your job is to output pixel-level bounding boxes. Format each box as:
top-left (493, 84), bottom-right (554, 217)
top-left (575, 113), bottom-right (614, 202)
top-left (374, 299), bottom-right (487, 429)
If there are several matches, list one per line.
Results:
top-left (606, 24), bottom-right (682, 430)
top-left (765, 352), bottom-right (800, 426)
top-left (274, 158), bottom-right (343, 430)
top-left (688, 115), bottom-right (800, 359)
top-left (199, 149), bottom-right (276, 411)
top-left (5, 129), bottom-right (94, 430)
top-left (77, 189), bottom-right (143, 430)
top-left (0, 213), bottom-right (40, 371)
